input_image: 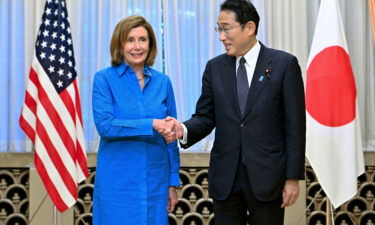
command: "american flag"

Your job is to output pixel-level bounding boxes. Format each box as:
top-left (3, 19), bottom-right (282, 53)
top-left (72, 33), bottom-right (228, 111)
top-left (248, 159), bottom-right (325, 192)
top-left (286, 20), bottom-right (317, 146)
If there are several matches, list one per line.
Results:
top-left (19, 0), bottom-right (88, 212)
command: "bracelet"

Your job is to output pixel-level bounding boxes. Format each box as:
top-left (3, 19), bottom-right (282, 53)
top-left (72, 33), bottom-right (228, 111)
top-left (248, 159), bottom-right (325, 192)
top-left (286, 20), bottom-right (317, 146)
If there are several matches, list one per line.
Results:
top-left (169, 186), bottom-right (180, 192)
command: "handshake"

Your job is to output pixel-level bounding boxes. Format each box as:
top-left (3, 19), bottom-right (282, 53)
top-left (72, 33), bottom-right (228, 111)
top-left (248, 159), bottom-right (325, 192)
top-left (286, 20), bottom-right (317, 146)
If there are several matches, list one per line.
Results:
top-left (153, 117), bottom-right (184, 143)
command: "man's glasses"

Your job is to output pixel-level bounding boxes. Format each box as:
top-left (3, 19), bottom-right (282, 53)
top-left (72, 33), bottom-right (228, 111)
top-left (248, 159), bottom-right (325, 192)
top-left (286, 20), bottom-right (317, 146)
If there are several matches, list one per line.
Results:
top-left (214, 24), bottom-right (242, 34)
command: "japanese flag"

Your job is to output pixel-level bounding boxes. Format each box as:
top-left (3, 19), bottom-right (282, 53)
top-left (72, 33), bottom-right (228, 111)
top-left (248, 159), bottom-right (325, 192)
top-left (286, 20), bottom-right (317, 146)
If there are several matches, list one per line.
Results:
top-left (305, 0), bottom-right (365, 208)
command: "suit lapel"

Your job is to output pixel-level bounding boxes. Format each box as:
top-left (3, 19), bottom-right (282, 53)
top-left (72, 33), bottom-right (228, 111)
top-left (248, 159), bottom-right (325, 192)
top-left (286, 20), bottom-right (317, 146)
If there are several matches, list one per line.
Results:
top-left (220, 55), bottom-right (241, 116)
top-left (242, 44), bottom-right (272, 118)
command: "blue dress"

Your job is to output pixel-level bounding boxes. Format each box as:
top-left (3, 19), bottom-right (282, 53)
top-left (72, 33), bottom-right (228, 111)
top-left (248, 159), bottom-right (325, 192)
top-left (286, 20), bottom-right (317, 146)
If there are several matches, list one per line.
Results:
top-left (92, 62), bottom-right (180, 225)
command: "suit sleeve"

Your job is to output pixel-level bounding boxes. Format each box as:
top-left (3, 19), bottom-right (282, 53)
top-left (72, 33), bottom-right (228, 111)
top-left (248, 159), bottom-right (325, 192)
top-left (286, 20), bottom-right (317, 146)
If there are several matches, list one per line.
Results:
top-left (283, 56), bottom-right (306, 180)
top-left (182, 61), bottom-right (216, 148)
top-left (165, 78), bottom-right (181, 186)
top-left (92, 71), bottom-right (154, 140)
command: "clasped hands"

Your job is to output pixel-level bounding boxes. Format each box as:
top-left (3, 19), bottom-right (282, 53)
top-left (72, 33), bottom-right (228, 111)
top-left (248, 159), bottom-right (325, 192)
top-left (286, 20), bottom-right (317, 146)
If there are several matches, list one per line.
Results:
top-left (153, 117), bottom-right (183, 143)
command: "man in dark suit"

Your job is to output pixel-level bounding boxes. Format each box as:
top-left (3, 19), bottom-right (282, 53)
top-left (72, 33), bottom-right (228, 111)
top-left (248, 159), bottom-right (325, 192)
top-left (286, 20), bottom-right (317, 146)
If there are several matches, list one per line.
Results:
top-left (162, 0), bottom-right (306, 224)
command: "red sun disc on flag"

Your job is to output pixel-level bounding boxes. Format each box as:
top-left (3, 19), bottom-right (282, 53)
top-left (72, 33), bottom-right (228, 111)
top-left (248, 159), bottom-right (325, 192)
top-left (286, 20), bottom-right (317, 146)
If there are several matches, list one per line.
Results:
top-left (306, 46), bottom-right (356, 127)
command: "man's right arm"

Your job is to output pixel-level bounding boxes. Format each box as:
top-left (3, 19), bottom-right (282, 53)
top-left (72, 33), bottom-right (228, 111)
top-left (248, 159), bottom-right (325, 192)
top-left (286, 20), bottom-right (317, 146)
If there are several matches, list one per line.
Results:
top-left (161, 61), bottom-right (216, 147)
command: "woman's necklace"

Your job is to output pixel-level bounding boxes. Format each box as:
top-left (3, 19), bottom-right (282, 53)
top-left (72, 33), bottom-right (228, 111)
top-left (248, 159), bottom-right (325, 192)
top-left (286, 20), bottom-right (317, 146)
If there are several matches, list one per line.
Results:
top-left (137, 75), bottom-right (145, 81)
top-left (138, 75), bottom-right (145, 90)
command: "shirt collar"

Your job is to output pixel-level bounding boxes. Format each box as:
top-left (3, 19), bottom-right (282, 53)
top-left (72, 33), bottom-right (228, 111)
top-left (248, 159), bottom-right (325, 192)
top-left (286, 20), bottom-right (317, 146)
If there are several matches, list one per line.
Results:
top-left (115, 62), bottom-right (152, 77)
top-left (143, 65), bottom-right (152, 77)
top-left (236, 40), bottom-right (261, 68)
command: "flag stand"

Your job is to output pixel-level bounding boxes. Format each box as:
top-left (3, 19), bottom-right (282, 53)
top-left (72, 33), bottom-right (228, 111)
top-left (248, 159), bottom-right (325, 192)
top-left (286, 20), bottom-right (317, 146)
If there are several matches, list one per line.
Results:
top-left (326, 199), bottom-right (332, 225)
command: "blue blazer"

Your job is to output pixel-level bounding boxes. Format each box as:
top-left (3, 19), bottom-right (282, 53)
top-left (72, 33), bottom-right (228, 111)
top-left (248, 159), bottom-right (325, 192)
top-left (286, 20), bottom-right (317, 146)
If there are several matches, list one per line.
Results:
top-left (182, 43), bottom-right (306, 201)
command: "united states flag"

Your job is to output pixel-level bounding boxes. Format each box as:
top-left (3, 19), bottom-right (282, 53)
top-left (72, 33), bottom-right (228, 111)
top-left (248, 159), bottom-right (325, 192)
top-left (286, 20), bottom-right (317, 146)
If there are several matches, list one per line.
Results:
top-left (19, 0), bottom-right (88, 212)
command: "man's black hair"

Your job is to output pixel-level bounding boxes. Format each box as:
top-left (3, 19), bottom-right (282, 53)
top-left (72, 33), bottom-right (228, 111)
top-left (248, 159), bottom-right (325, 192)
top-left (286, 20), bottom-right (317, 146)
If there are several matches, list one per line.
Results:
top-left (220, 0), bottom-right (260, 35)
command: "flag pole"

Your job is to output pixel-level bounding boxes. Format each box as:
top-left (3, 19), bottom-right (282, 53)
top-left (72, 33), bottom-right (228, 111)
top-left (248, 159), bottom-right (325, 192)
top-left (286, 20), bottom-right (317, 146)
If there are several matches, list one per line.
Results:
top-left (326, 199), bottom-right (331, 225)
top-left (54, 205), bottom-right (57, 225)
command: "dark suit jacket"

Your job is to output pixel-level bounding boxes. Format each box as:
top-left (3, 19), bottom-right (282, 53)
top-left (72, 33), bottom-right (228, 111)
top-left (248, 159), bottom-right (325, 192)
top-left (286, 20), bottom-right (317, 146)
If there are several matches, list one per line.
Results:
top-left (181, 43), bottom-right (306, 201)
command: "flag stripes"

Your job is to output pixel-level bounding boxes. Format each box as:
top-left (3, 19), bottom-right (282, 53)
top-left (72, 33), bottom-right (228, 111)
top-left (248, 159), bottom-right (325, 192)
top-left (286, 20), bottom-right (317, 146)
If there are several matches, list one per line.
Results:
top-left (21, 57), bottom-right (88, 212)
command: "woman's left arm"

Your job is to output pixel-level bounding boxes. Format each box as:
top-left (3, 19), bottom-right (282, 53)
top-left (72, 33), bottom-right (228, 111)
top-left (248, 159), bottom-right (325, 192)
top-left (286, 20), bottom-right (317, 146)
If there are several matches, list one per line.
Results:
top-left (165, 78), bottom-right (181, 186)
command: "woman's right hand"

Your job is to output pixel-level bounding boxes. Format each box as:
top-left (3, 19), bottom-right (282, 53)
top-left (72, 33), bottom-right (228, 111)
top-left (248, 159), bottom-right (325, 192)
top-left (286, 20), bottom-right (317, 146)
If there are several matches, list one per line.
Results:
top-left (153, 119), bottom-right (175, 143)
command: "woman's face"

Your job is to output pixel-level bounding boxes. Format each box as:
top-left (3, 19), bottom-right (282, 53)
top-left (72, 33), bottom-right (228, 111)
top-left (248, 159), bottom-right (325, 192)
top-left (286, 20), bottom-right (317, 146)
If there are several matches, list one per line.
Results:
top-left (123, 26), bottom-right (150, 68)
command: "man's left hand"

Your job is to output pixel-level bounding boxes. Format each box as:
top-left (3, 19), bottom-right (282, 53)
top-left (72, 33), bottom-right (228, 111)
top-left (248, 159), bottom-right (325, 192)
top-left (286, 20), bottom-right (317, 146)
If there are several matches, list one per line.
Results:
top-left (281, 179), bottom-right (299, 208)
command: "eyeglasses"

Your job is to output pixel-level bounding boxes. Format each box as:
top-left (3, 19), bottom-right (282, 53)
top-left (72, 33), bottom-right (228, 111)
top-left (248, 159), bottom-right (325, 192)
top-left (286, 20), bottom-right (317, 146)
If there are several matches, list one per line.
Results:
top-left (214, 24), bottom-right (242, 34)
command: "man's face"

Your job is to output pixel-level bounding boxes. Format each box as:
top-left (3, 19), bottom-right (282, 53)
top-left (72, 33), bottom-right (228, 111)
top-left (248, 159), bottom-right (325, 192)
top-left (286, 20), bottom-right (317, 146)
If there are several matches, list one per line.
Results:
top-left (217, 10), bottom-right (254, 56)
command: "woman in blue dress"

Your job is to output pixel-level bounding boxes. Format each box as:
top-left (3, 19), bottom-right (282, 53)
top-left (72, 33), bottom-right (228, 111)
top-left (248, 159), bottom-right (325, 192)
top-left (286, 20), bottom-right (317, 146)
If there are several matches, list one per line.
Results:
top-left (92, 15), bottom-right (180, 225)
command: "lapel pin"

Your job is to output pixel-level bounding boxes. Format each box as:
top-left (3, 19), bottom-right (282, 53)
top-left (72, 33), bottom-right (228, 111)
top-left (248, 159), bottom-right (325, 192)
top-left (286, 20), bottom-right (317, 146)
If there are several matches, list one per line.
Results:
top-left (258, 76), bottom-right (264, 82)
top-left (265, 69), bottom-right (272, 79)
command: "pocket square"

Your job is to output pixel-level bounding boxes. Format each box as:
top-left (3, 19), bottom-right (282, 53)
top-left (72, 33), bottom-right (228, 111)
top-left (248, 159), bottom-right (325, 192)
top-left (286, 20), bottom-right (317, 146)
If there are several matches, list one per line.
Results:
top-left (258, 76), bottom-right (264, 82)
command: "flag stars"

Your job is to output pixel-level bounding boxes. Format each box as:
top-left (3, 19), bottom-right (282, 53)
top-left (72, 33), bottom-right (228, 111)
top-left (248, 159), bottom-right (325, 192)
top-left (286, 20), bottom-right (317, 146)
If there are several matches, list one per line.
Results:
top-left (42, 30), bottom-right (49, 37)
top-left (48, 66), bottom-right (55, 73)
top-left (40, 52), bottom-right (46, 59)
top-left (44, 19), bottom-right (50, 26)
top-left (33, 0), bottom-right (78, 93)
top-left (50, 43), bottom-right (57, 50)
top-left (57, 80), bottom-right (63, 88)
top-left (60, 34), bottom-right (66, 42)
top-left (41, 41), bottom-right (47, 48)
top-left (59, 45), bottom-right (66, 53)
top-left (48, 54), bottom-right (56, 62)
top-left (59, 57), bottom-right (65, 64)
top-left (46, 8), bottom-right (51, 15)
top-left (58, 68), bottom-right (64, 76)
